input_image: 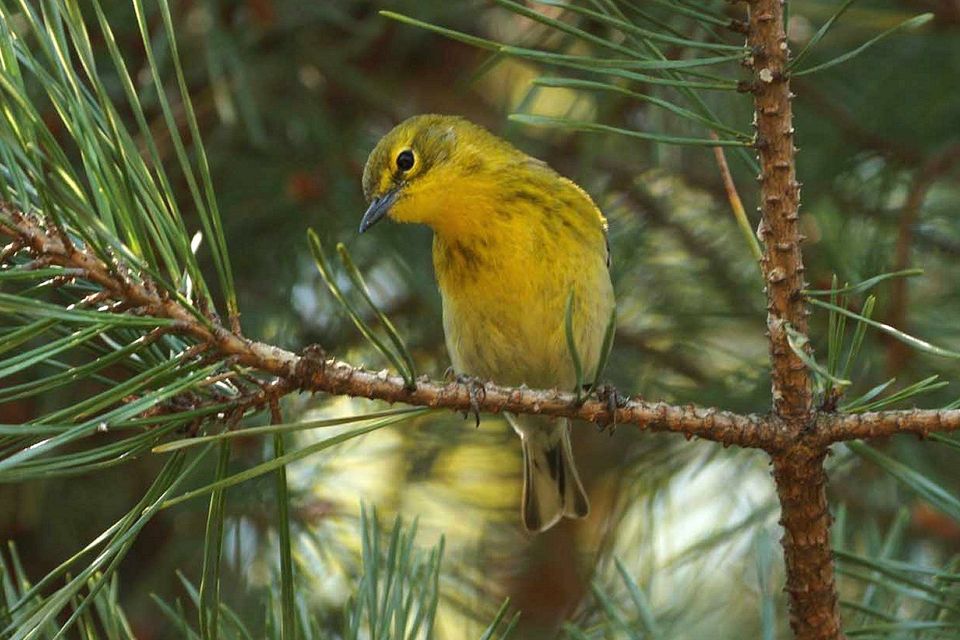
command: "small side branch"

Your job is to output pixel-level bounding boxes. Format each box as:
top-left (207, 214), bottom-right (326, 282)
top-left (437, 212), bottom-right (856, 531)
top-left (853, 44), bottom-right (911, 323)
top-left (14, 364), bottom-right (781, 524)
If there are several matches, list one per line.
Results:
top-left (711, 134), bottom-right (763, 264)
top-left (820, 409), bottom-right (960, 442)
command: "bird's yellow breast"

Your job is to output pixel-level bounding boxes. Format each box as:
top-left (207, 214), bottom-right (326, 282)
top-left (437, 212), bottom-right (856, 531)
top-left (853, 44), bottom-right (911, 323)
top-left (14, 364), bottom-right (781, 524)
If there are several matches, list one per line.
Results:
top-left (432, 172), bottom-right (614, 391)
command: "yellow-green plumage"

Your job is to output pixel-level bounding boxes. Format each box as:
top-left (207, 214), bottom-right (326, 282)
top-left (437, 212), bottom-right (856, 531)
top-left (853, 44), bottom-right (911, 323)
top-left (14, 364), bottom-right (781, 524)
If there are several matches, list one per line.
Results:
top-left (360, 115), bottom-right (615, 532)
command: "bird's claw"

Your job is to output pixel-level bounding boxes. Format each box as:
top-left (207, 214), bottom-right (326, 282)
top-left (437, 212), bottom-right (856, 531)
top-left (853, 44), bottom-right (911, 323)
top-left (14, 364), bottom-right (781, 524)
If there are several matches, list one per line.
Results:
top-left (595, 383), bottom-right (628, 435)
top-left (295, 343), bottom-right (327, 389)
top-left (454, 373), bottom-right (486, 428)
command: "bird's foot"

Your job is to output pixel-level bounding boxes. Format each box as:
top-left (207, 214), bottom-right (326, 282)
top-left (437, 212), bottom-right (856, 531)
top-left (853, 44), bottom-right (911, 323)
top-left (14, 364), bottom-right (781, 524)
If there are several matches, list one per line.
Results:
top-left (594, 383), bottom-right (628, 435)
top-left (451, 373), bottom-right (486, 428)
top-left (295, 344), bottom-right (327, 389)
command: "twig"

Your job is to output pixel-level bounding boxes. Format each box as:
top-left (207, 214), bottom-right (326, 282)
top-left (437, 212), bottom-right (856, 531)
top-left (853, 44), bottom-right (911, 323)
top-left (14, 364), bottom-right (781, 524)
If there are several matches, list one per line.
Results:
top-left (0, 240), bottom-right (22, 263)
top-left (819, 409), bottom-right (960, 442)
top-left (711, 132), bottom-right (764, 264)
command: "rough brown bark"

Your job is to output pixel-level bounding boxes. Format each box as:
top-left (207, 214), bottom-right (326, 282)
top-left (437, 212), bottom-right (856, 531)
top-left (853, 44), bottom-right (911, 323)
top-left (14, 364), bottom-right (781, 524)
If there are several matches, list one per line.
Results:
top-left (772, 446), bottom-right (843, 640)
top-left (748, 0), bottom-right (811, 422)
top-left (747, 1), bottom-right (844, 637)
top-left (819, 408), bottom-right (960, 442)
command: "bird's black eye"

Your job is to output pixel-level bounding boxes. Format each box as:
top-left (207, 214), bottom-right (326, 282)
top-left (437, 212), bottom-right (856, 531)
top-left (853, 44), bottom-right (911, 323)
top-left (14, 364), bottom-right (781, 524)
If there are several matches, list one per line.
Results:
top-left (396, 149), bottom-right (415, 172)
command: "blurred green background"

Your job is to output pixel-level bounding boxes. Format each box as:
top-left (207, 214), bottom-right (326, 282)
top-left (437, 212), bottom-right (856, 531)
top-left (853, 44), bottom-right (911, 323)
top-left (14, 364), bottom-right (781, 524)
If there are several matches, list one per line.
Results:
top-left (2, 0), bottom-right (960, 638)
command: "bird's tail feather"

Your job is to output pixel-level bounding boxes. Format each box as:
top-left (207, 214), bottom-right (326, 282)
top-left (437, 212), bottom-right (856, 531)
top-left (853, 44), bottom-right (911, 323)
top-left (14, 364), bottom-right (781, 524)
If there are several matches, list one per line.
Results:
top-left (513, 416), bottom-right (589, 533)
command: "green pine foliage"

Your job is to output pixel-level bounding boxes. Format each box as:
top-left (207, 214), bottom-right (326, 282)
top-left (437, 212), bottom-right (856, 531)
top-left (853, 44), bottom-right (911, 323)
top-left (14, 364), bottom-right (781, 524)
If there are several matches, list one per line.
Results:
top-left (1, 1), bottom-right (959, 638)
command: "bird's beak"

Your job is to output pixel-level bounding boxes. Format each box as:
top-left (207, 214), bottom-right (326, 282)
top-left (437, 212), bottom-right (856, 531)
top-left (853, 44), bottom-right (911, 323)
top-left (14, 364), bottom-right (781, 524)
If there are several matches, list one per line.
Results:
top-left (359, 188), bottom-right (400, 233)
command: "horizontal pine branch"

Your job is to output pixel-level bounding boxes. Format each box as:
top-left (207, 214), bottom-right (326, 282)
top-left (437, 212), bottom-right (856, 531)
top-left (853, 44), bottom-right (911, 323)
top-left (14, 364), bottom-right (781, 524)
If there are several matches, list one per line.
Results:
top-left (1, 204), bottom-right (958, 453)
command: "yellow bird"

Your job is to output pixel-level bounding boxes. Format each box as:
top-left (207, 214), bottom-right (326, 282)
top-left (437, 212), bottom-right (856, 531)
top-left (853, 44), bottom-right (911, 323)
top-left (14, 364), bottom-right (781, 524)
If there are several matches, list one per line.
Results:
top-left (359, 114), bottom-right (615, 532)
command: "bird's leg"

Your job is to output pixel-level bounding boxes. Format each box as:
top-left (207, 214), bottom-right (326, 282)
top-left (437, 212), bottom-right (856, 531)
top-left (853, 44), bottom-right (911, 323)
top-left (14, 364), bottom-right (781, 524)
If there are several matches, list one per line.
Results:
top-left (594, 383), bottom-right (628, 435)
top-left (446, 369), bottom-right (486, 428)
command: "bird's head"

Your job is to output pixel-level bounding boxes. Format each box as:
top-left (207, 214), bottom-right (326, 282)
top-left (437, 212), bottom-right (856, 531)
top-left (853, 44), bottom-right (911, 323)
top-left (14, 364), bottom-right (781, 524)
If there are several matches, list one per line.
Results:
top-left (359, 114), bottom-right (518, 236)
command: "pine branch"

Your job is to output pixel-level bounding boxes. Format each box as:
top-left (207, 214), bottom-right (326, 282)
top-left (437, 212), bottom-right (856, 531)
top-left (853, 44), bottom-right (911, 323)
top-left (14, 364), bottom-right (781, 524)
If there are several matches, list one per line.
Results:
top-left (0, 204), bottom-right (772, 448)
top-left (820, 409), bottom-right (960, 441)
top-left (5, 204), bottom-right (960, 452)
top-left (746, 1), bottom-right (840, 637)
top-left (748, 7), bottom-right (811, 423)
top-left (771, 447), bottom-right (839, 638)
